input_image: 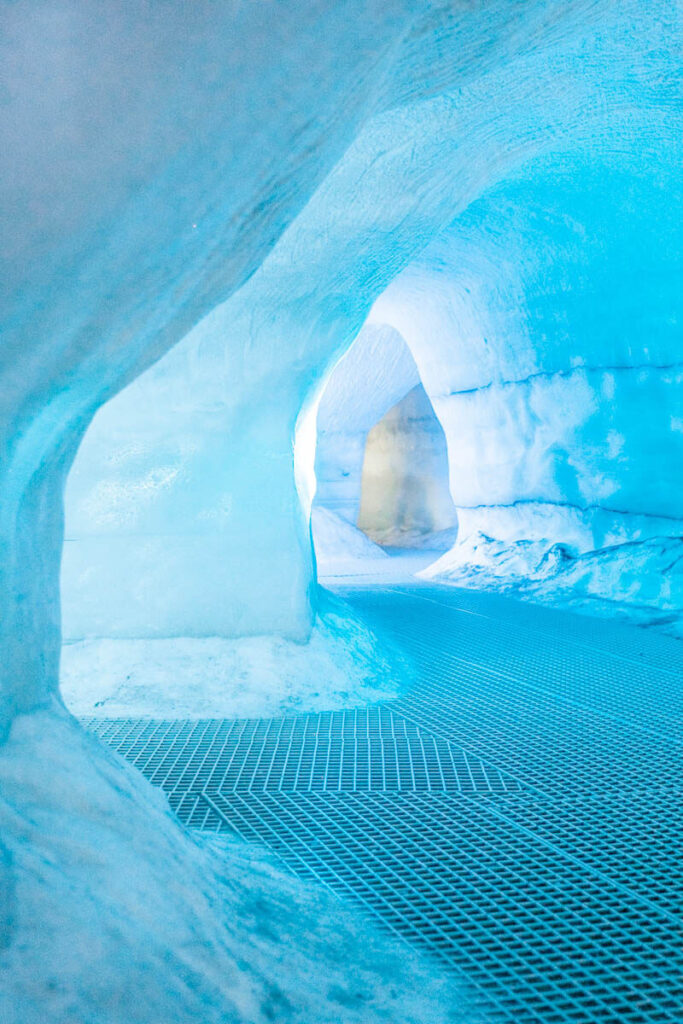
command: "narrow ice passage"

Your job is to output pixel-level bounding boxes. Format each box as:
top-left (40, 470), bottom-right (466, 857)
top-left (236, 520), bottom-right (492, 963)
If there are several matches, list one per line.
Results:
top-left (1, 3), bottom-right (682, 1023)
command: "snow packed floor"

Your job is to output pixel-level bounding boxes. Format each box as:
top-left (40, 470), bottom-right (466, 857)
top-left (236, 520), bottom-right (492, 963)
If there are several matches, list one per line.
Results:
top-left (85, 581), bottom-right (683, 1024)
top-left (61, 589), bottom-right (412, 719)
top-left (60, 551), bottom-right (432, 720)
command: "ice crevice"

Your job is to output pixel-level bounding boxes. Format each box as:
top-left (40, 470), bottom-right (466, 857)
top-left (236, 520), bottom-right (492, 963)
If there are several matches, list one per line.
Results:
top-left (436, 360), bottom-right (683, 399)
top-left (436, 498), bottom-right (683, 524)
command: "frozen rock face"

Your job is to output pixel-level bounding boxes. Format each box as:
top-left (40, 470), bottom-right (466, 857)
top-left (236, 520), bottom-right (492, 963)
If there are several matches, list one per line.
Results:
top-left (358, 385), bottom-right (457, 548)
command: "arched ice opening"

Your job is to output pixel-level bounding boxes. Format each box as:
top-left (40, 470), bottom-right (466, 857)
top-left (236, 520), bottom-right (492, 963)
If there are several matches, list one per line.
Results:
top-left (308, 322), bottom-right (458, 578)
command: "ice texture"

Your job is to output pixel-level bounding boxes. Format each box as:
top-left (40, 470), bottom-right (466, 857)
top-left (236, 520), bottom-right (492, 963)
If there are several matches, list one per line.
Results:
top-left (62, 590), bottom-right (411, 719)
top-left (2, 0), bottom-right (418, 721)
top-left (2, 1), bottom-right (682, 1021)
top-left (60, 0), bottom-right (683, 646)
top-left (314, 324), bottom-right (421, 525)
top-left (374, 170), bottom-right (683, 630)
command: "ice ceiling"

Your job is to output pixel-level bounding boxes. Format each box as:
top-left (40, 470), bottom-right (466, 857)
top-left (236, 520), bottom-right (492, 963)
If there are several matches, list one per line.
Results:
top-left (1, 2), bottom-right (682, 1022)
top-left (60, 0), bottom-right (683, 646)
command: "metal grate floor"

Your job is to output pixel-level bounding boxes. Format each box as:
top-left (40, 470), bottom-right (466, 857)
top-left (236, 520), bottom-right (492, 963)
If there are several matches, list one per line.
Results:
top-left (84, 586), bottom-right (683, 1024)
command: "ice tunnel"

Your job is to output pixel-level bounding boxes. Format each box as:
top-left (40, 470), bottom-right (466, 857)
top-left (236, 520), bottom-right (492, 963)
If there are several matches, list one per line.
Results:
top-left (311, 324), bottom-right (458, 555)
top-left (2, 3), bottom-right (682, 1023)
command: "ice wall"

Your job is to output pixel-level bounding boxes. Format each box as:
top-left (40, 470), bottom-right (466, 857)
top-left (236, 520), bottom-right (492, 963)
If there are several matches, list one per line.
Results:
top-left (1, 0), bottom-right (417, 720)
top-left (5, 0), bottom-right (680, 710)
top-left (314, 324), bottom-right (421, 524)
top-left (372, 147), bottom-right (683, 627)
top-left (0, 3), bottom-right (462, 1020)
top-left (62, 302), bottom-right (320, 640)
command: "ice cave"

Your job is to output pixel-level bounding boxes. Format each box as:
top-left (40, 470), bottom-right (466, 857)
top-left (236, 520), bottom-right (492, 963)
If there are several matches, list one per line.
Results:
top-left (1, 3), bottom-right (682, 1023)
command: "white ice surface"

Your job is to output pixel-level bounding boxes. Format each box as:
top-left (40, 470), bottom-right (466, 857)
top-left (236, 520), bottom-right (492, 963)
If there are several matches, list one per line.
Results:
top-left (61, 592), bottom-right (411, 718)
top-left (422, 529), bottom-right (683, 638)
top-left (312, 506), bottom-right (388, 561)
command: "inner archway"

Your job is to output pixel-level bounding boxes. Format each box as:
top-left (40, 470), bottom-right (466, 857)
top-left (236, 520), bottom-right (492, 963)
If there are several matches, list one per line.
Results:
top-left (309, 322), bottom-right (459, 579)
top-left (357, 383), bottom-right (458, 549)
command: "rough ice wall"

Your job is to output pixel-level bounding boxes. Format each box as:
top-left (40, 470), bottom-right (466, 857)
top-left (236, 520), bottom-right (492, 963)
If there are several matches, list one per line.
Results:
top-left (61, 301), bottom-right (319, 641)
top-left (312, 332), bottom-right (457, 553)
top-left (62, 0), bottom-right (677, 640)
top-left (7, 0), bottom-right (681, 712)
top-left (1, 3), bottom-right (471, 1021)
top-left (1, 0), bottom-right (416, 723)
top-left (62, 320), bottom-right (418, 640)
top-left (372, 148), bottom-right (683, 629)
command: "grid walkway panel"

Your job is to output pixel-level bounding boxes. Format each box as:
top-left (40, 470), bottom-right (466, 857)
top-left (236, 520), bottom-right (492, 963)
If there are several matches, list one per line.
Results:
top-left (84, 586), bottom-right (683, 1024)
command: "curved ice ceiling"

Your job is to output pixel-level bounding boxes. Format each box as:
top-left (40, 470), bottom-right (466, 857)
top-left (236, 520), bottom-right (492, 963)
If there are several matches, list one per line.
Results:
top-left (61, 0), bottom-right (683, 643)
